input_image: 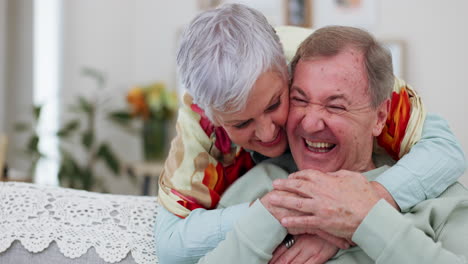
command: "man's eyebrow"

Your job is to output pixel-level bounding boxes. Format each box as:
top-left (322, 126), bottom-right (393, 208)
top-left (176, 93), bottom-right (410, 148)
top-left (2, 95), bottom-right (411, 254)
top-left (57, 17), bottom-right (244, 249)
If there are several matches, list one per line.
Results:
top-left (290, 86), bottom-right (308, 99)
top-left (326, 94), bottom-right (351, 104)
top-left (291, 87), bottom-right (351, 105)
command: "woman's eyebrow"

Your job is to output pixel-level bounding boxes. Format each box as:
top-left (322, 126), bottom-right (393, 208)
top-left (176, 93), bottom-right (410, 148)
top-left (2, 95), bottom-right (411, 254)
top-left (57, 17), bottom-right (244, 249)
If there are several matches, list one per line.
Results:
top-left (225, 90), bottom-right (284, 125)
top-left (225, 118), bottom-right (252, 125)
top-left (266, 91), bottom-right (282, 106)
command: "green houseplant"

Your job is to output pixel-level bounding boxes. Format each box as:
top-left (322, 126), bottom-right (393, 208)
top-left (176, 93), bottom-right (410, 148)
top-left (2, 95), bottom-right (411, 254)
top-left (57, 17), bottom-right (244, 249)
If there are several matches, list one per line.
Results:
top-left (15, 105), bottom-right (44, 181)
top-left (57, 68), bottom-right (124, 191)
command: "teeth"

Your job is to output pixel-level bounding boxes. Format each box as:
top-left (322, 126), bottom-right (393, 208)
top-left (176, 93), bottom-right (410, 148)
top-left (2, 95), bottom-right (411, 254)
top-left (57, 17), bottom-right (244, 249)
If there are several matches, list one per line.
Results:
top-left (305, 140), bottom-right (334, 149)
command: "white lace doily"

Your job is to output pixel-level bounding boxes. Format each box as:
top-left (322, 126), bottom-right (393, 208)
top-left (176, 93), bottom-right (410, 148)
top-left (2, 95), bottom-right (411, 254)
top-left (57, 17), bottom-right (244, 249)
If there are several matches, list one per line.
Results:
top-left (0, 182), bottom-right (159, 264)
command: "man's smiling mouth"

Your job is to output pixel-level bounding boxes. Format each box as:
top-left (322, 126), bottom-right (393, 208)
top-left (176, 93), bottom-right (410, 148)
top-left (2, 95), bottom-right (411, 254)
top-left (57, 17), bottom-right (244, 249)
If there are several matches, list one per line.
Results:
top-left (304, 140), bottom-right (336, 153)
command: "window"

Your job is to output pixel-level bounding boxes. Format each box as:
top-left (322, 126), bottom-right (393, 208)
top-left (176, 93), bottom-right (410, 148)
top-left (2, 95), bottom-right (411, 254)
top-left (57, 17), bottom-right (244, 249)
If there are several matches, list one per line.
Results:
top-left (33, 0), bottom-right (62, 185)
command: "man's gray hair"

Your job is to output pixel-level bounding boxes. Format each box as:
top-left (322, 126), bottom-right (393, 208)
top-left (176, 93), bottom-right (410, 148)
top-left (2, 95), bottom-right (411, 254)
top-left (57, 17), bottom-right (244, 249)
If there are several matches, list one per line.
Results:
top-left (290, 26), bottom-right (394, 108)
top-left (177, 3), bottom-right (288, 121)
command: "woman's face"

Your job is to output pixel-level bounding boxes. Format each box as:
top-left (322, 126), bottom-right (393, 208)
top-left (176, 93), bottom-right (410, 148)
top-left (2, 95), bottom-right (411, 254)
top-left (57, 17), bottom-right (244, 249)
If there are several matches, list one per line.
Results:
top-left (214, 71), bottom-right (289, 158)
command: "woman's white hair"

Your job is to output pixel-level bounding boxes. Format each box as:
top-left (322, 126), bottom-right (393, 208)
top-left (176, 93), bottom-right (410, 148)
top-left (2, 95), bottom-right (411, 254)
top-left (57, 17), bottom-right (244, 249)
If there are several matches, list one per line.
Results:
top-left (177, 3), bottom-right (288, 122)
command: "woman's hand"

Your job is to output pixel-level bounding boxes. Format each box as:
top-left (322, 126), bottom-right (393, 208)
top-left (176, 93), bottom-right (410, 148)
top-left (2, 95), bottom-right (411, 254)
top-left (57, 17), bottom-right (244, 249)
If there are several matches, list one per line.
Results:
top-left (269, 235), bottom-right (339, 264)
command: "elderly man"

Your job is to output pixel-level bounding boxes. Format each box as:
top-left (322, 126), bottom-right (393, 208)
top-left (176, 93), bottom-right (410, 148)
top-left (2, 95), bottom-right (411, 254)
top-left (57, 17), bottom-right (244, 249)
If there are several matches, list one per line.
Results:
top-left (197, 26), bottom-right (468, 263)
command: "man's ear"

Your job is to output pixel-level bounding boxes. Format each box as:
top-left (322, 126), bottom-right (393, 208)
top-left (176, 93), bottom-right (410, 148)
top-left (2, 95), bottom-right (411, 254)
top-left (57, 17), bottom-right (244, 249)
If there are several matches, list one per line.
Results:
top-left (372, 99), bottom-right (390, 137)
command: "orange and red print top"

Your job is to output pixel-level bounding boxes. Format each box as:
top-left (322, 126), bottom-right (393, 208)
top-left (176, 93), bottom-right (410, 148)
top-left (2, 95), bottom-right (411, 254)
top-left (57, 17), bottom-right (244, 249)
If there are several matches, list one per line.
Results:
top-left (157, 94), bottom-right (255, 218)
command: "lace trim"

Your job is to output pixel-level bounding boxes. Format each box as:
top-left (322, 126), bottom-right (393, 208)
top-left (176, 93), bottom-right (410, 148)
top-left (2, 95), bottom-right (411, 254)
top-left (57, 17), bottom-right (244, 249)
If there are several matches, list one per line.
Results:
top-left (0, 182), bottom-right (159, 264)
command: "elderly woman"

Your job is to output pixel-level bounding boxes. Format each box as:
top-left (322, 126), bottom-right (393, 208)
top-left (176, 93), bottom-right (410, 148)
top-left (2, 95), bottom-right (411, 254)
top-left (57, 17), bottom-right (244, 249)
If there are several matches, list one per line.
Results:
top-left (156, 4), bottom-right (465, 264)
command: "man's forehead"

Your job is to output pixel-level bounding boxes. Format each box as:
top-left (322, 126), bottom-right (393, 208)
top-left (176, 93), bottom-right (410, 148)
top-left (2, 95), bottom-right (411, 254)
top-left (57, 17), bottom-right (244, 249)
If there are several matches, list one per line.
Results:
top-left (294, 53), bottom-right (369, 102)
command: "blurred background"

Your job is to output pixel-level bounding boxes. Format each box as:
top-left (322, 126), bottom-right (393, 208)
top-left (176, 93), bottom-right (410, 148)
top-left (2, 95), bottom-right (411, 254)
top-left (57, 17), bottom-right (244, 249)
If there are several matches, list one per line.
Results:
top-left (0, 0), bottom-right (467, 195)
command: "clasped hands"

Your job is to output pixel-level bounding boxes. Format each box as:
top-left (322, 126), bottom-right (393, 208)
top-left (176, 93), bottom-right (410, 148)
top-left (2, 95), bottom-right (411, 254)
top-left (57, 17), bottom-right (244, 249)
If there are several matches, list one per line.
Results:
top-left (261, 169), bottom-right (389, 264)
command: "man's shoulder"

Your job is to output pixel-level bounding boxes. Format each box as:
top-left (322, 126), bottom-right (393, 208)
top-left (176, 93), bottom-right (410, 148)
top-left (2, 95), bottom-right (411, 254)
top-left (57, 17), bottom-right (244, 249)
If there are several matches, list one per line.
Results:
top-left (439, 182), bottom-right (468, 198)
top-left (409, 182), bottom-right (468, 217)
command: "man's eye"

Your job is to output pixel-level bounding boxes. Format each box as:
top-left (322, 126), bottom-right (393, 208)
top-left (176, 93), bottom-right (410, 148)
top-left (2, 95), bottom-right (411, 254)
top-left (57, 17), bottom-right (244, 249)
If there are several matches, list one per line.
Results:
top-left (266, 100), bottom-right (280, 112)
top-left (327, 105), bottom-right (346, 113)
top-left (291, 97), bottom-right (307, 105)
top-left (233, 120), bottom-right (251, 129)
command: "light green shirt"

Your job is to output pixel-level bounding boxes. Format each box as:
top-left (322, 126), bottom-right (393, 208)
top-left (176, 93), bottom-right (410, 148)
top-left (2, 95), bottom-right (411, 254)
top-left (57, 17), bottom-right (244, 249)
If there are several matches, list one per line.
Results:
top-left (199, 161), bottom-right (468, 264)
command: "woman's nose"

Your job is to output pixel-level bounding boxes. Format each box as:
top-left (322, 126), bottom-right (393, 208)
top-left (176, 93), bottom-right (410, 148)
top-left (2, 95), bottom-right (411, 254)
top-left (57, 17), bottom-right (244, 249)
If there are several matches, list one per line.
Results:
top-left (255, 117), bottom-right (276, 142)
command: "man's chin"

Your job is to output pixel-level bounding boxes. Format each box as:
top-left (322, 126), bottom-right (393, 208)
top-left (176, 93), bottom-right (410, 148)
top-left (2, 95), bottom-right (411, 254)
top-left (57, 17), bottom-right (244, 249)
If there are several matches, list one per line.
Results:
top-left (295, 156), bottom-right (341, 172)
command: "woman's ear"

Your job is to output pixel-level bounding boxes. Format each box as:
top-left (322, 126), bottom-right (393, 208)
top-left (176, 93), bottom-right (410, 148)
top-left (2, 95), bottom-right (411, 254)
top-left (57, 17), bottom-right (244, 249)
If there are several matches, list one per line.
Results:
top-left (373, 99), bottom-right (390, 137)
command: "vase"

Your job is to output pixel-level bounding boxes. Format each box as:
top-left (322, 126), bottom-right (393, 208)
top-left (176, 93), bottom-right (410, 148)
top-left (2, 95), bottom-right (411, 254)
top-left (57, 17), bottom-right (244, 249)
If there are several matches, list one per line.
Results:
top-left (142, 119), bottom-right (167, 161)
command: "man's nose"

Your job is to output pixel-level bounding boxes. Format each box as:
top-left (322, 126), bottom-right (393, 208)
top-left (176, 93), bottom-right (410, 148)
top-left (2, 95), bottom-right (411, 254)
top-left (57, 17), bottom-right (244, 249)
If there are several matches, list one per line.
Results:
top-left (301, 105), bottom-right (326, 133)
top-left (255, 116), bottom-right (276, 142)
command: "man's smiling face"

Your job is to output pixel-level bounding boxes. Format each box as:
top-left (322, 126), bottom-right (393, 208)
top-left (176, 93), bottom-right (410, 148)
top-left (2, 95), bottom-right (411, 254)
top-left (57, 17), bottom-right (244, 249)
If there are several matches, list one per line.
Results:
top-left (287, 47), bottom-right (389, 172)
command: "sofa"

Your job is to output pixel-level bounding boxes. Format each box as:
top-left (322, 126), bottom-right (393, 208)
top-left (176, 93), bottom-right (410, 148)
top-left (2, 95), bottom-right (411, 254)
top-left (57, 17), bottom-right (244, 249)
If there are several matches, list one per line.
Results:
top-left (0, 182), bottom-right (159, 264)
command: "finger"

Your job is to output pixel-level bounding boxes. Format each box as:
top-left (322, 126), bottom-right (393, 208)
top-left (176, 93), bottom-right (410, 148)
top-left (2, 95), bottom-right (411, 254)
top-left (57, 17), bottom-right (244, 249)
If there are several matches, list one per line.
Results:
top-left (269, 244), bottom-right (288, 264)
top-left (282, 215), bottom-right (320, 230)
top-left (346, 238), bottom-right (357, 247)
top-left (269, 193), bottom-right (317, 214)
top-left (304, 250), bottom-right (334, 264)
top-left (315, 230), bottom-right (350, 250)
top-left (282, 246), bottom-right (309, 264)
top-left (289, 169), bottom-right (325, 180)
top-left (272, 241), bottom-right (301, 264)
top-left (272, 179), bottom-right (315, 198)
top-left (286, 227), bottom-right (311, 235)
top-left (326, 170), bottom-right (346, 177)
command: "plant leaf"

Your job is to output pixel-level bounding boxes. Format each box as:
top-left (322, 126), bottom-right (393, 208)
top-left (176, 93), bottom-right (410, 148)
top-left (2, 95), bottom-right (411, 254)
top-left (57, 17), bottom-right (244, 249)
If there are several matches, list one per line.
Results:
top-left (82, 130), bottom-right (94, 150)
top-left (81, 67), bottom-right (106, 89)
top-left (81, 168), bottom-right (94, 191)
top-left (108, 111), bottom-right (139, 134)
top-left (78, 96), bottom-right (94, 114)
top-left (27, 135), bottom-right (39, 153)
top-left (108, 111), bottom-right (133, 123)
top-left (57, 149), bottom-right (82, 188)
top-left (33, 105), bottom-right (43, 121)
top-left (57, 120), bottom-right (80, 138)
top-left (15, 122), bottom-right (30, 132)
top-left (96, 143), bottom-right (120, 175)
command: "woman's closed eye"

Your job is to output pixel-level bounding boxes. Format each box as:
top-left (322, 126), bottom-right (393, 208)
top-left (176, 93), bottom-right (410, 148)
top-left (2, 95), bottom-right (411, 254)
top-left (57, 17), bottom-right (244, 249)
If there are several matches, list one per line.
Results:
top-left (233, 119), bottom-right (252, 129)
top-left (265, 100), bottom-right (281, 112)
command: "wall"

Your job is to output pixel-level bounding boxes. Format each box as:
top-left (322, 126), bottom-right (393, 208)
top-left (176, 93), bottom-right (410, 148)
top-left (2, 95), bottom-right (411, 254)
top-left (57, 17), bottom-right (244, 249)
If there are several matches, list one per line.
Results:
top-left (60, 0), bottom-right (199, 194)
top-left (4, 0), bottom-right (34, 170)
top-left (375, 0), bottom-right (468, 185)
top-left (224, 0), bottom-right (284, 25)
top-left (0, 0), bottom-right (6, 132)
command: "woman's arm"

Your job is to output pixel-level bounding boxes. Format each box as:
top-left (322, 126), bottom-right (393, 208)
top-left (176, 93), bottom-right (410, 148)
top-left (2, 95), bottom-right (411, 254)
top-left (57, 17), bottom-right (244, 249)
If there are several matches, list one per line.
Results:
top-left (197, 200), bottom-right (287, 264)
top-left (376, 113), bottom-right (466, 211)
top-left (155, 203), bottom-right (247, 264)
